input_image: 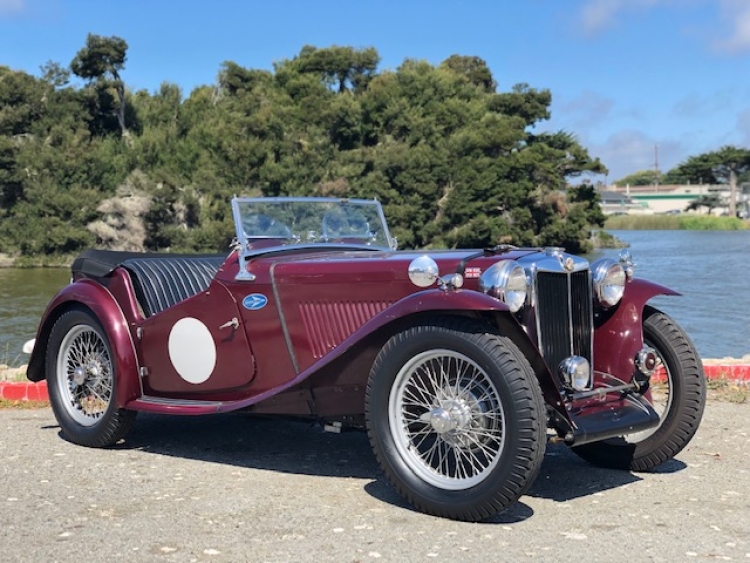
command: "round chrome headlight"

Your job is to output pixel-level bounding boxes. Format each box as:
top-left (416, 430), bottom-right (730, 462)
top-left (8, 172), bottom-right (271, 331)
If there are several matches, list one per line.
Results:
top-left (479, 261), bottom-right (527, 312)
top-left (408, 255), bottom-right (439, 288)
top-left (559, 356), bottom-right (591, 391)
top-left (591, 258), bottom-right (626, 308)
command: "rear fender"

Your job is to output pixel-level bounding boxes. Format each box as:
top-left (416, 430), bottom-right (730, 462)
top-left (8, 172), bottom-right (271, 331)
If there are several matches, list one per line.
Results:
top-left (594, 278), bottom-right (680, 379)
top-left (27, 278), bottom-right (141, 406)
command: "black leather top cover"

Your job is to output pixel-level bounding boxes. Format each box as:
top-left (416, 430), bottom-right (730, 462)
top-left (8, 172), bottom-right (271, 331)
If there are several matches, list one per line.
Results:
top-left (71, 249), bottom-right (227, 317)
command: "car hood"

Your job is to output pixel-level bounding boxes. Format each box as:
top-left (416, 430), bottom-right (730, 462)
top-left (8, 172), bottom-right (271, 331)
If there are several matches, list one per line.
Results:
top-left (252, 248), bottom-right (540, 285)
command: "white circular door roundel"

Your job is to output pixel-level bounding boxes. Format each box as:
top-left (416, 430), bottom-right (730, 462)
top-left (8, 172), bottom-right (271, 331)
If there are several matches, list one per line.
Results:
top-left (168, 317), bottom-right (217, 384)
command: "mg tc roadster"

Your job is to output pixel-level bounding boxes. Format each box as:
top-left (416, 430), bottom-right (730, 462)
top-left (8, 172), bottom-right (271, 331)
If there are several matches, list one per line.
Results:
top-left (26, 197), bottom-right (706, 521)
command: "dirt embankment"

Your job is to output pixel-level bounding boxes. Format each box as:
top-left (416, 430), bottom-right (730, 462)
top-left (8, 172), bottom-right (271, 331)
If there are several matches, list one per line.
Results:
top-left (0, 252), bottom-right (15, 267)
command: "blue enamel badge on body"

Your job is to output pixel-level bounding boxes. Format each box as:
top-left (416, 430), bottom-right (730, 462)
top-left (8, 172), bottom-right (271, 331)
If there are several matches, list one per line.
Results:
top-left (242, 293), bottom-right (268, 310)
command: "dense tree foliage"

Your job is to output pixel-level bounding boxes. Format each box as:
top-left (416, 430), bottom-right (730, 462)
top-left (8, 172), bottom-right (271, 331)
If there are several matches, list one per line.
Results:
top-left (613, 169), bottom-right (660, 187)
top-left (71, 34), bottom-right (130, 136)
top-left (685, 193), bottom-right (724, 215)
top-left (0, 39), bottom-right (608, 261)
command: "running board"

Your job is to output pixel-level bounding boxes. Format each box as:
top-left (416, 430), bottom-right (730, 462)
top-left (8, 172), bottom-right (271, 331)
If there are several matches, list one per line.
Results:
top-left (126, 395), bottom-right (227, 415)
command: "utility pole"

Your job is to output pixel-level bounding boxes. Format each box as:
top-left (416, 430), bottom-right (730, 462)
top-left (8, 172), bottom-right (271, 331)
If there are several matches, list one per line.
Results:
top-left (654, 143), bottom-right (660, 186)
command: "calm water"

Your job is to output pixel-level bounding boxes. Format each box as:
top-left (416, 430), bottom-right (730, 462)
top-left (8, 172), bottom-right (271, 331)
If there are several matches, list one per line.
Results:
top-left (0, 268), bottom-right (70, 367)
top-left (593, 230), bottom-right (750, 360)
top-left (0, 231), bottom-right (748, 366)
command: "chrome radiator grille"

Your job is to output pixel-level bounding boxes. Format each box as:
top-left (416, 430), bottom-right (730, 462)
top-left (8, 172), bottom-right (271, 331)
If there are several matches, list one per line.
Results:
top-left (535, 270), bottom-right (593, 372)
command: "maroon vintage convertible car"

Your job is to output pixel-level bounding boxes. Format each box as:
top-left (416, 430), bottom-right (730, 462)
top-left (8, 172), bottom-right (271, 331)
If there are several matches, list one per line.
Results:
top-left (26, 196), bottom-right (706, 521)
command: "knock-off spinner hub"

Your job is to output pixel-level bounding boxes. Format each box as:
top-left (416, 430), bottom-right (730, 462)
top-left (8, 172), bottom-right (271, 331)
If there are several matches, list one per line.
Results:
top-left (72, 366), bottom-right (86, 386)
top-left (428, 400), bottom-right (474, 434)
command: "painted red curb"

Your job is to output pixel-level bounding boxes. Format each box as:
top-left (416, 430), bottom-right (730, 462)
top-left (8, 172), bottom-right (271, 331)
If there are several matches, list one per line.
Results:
top-left (703, 364), bottom-right (750, 381)
top-left (0, 380), bottom-right (48, 402)
top-left (1, 365), bottom-right (748, 403)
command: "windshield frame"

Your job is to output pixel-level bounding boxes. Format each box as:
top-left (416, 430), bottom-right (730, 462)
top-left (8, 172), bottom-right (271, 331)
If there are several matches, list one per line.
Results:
top-left (231, 197), bottom-right (397, 280)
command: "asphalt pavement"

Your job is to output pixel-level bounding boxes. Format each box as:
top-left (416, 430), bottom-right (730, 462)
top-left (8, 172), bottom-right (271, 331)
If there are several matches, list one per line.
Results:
top-left (1, 399), bottom-right (748, 563)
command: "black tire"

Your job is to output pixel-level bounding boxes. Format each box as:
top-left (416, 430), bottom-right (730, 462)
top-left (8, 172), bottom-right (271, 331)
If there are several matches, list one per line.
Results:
top-left (573, 306), bottom-right (706, 470)
top-left (46, 309), bottom-right (137, 447)
top-left (365, 317), bottom-right (546, 522)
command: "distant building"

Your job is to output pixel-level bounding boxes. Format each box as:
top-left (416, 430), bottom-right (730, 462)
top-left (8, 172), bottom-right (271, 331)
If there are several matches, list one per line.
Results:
top-left (599, 190), bottom-right (644, 214)
top-left (601, 184), bottom-right (750, 216)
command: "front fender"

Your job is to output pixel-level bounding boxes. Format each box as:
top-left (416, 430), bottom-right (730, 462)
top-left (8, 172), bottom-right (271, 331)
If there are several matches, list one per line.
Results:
top-left (593, 278), bottom-right (680, 379)
top-left (382, 287), bottom-right (512, 318)
top-left (26, 278), bottom-right (141, 406)
top-left (340, 288), bottom-right (514, 350)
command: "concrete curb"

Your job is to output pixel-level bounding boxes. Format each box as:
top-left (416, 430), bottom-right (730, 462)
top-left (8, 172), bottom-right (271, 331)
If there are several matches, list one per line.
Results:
top-left (1, 364), bottom-right (748, 403)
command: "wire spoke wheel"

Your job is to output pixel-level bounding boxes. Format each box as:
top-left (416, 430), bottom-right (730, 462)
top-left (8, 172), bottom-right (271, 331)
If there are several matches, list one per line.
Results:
top-left (390, 350), bottom-right (505, 490)
top-left (56, 325), bottom-right (114, 427)
top-left (366, 318), bottom-right (545, 521)
top-left (46, 309), bottom-right (136, 447)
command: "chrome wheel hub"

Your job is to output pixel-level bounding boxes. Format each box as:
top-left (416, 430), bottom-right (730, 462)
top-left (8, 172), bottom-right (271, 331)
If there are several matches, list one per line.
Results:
top-left (389, 349), bottom-right (506, 490)
top-left (422, 395), bottom-right (482, 447)
top-left (72, 366), bottom-right (86, 386)
top-left (426, 407), bottom-right (454, 434)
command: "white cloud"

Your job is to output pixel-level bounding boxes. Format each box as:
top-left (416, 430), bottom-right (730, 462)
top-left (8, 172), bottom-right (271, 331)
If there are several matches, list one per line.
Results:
top-left (580, 0), bottom-right (750, 53)
top-left (0, 0), bottom-right (24, 16)
top-left (593, 130), bottom-right (657, 179)
top-left (580, 0), bottom-right (625, 33)
top-left (587, 130), bottom-right (686, 181)
top-left (714, 0), bottom-right (750, 53)
top-left (580, 0), bottom-right (667, 34)
top-left (672, 88), bottom-right (741, 118)
top-left (560, 91), bottom-right (615, 128)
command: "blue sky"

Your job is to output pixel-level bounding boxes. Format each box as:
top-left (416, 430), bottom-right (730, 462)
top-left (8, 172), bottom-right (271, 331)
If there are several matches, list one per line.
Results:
top-left (1, 0), bottom-right (749, 182)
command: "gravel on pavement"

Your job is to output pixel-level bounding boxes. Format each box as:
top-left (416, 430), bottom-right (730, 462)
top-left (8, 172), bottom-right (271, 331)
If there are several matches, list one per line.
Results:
top-left (1, 400), bottom-right (748, 563)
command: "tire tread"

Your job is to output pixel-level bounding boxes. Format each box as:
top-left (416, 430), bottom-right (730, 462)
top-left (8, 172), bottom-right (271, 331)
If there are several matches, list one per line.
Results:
top-left (46, 309), bottom-right (137, 448)
top-left (366, 316), bottom-right (545, 521)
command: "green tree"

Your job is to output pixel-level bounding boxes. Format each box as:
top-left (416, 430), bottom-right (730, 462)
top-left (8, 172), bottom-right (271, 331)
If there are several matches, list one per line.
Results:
top-left (0, 42), bottom-right (611, 259)
top-left (685, 193), bottom-right (724, 215)
top-left (613, 169), bottom-right (660, 187)
top-left (218, 61), bottom-right (273, 96)
top-left (0, 61), bottom-right (133, 257)
top-left (71, 34), bottom-right (130, 136)
top-left (487, 83), bottom-right (551, 127)
top-left (440, 55), bottom-right (496, 92)
top-left (40, 61), bottom-right (70, 89)
top-left (0, 68), bottom-right (47, 209)
top-left (294, 45), bottom-right (380, 93)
